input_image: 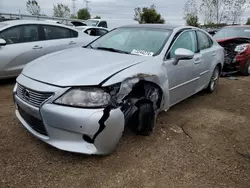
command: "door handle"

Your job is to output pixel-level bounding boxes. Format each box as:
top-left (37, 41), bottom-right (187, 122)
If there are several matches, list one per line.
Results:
top-left (69, 41), bottom-right (76, 45)
top-left (195, 58), bottom-right (201, 65)
top-left (212, 52), bottom-right (216, 56)
top-left (33, 45), bottom-right (42, 50)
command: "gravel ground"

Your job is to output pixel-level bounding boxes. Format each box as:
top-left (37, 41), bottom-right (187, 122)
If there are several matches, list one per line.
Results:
top-left (0, 77), bottom-right (250, 188)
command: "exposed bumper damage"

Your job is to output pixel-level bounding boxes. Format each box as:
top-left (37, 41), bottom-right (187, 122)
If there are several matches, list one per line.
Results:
top-left (218, 38), bottom-right (250, 76)
top-left (14, 73), bottom-right (162, 155)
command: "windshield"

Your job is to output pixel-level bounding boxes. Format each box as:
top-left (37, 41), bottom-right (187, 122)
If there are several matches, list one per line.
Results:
top-left (214, 27), bottom-right (250, 40)
top-left (85, 20), bottom-right (99, 26)
top-left (89, 27), bottom-right (172, 56)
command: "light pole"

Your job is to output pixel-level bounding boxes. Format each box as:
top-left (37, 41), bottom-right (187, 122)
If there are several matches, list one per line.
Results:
top-left (216, 0), bottom-right (219, 25)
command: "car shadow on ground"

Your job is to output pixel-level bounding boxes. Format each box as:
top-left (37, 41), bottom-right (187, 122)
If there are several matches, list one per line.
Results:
top-left (0, 78), bottom-right (16, 86)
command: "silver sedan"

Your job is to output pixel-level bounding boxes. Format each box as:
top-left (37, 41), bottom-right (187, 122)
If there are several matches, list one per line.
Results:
top-left (0, 20), bottom-right (95, 79)
top-left (13, 24), bottom-right (224, 155)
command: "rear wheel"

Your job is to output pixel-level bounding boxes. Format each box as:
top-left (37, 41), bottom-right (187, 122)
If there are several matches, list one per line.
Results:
top-left (240, 60), bottom-right (250, 76)
top-left (206, 66), bottom-right (220, 93)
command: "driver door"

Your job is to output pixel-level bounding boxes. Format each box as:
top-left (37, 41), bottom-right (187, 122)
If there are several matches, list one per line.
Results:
top-left (164, 30), bottom-right (201, 106)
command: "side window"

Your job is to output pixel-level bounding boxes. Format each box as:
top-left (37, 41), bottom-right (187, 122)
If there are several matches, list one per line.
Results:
top-left (43, 25), bottom-right (71, 40)
top-left (84, 29), bottom-right (91, 35)
top-left (22, 25), bottom-right (39, 43)
top-left (197, 31), bottom-right (212, 50)
top-left (97, 29), bottom-right (108, 36)
top-left (98, 21), bottom-right (107, 28)
top-left (70, 30), bottom-right (78, 38)
top-left (169, 31), bottom-right (197, 59)
top-left (0, 26), bottom-right (21, 44)
top-left (85, 28), bottom-right (97, 36)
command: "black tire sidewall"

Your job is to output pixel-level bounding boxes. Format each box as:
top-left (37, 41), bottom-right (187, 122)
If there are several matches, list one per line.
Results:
top-left (207, 66), bottom-right (220, 93)
top-left (136, 102), bottom-right (155, 136)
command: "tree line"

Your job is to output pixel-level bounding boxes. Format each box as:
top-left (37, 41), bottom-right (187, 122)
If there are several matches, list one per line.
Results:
top-left (26, 0), bottom-right (250, 26)
top-left (184, 0), bottom-right (250, 27)
top-left (26, 0), bottom-right (100, 19)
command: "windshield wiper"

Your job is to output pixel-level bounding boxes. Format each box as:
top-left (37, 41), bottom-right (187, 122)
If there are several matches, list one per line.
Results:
top-left (83, 44), bottom-right (93, 49)
top-left (95, 47), bottom-right (130, 54)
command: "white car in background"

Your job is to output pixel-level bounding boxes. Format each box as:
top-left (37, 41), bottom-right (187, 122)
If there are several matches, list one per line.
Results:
top-left (71, 19), bottom-right (108, 28)
top-left (74, 26), bottom-right (109, 37)
top-left (0, 20), bottom-right (95, 79)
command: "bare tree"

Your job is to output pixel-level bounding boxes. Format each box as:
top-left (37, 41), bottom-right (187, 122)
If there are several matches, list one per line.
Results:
top-left (200, 0), bottom-right (248, 25)
top-left (184, 0), bottom-right (199, 26)
top-left (53, 3), bottom-right (70, 18)
top-left (26, 0), bottom-right (41, 16)
top-left (227, 0), bottom-right (247, 24)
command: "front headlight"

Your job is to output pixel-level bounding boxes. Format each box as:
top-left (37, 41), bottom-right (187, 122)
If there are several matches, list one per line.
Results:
top-left (235, 44), bottom-right (249, 54)
top-left (55, 88), bottom-right (111, 108)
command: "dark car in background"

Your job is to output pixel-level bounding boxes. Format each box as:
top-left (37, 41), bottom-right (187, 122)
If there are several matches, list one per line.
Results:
top-left (213, 26), bottom-right (250, 76)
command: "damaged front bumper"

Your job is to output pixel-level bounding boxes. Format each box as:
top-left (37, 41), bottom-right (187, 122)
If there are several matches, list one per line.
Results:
top-left (223, 54), bottom-right (250, 74)
top-left (13, 75), bottom-right (125, 155)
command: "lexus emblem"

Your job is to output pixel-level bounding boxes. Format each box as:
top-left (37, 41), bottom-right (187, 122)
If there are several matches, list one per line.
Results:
top-left (23, 89), bottom-right (30, 101)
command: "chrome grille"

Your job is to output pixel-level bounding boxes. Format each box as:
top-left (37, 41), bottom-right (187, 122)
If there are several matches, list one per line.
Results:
top-left (16, 84), bottom-right (53, 107)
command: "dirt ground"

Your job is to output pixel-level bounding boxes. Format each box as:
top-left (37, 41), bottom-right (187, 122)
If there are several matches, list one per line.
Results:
top-left (0, 77), bottom-right (250, 188)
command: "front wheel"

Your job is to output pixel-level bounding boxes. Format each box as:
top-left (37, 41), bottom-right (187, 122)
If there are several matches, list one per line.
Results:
top-left (134, 102), bottom-right (156, 136)
top-left (206, 66), bottom-right (220, 93)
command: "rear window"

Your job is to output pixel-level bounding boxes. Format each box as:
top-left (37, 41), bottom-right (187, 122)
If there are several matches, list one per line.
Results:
top-left (214, 27), bottom-right (250, 39)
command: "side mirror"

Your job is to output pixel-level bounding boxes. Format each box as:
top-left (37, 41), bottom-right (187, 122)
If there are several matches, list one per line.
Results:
top-left (0, 38), bottom-right (7, 46)
top-left (173, 48), bottom-right (194, 65)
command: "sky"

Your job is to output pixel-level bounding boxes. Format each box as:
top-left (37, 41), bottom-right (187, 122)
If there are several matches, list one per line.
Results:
top-left (0, 0), bottom-right (186, 25)
top-left (0, 0), bottom-right (249, 26)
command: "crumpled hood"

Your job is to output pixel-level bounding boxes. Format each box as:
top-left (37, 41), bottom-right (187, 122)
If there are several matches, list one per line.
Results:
top-left (22, 47), bottom-right (149, 87)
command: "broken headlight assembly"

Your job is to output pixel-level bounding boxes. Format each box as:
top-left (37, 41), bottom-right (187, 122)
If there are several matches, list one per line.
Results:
top-left (115, 78), bottom-right (140, 103)
top-left (54, 88), bottom-right (111, 108)
top-left (235, 44), bottom-right (250, 54)
top-left (55, 78), bottom-right (140, 108)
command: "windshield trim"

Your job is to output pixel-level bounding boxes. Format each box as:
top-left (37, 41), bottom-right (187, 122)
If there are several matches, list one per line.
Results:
top-left (85, 27), bottom-right (173, 56)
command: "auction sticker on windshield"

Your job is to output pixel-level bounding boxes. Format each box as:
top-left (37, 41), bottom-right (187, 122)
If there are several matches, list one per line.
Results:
top-left (131, 49), bottom-right (154, 56)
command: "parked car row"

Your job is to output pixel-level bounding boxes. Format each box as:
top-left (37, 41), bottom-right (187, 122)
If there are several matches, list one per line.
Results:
top-left (12, 24), bottom-right (225, 155)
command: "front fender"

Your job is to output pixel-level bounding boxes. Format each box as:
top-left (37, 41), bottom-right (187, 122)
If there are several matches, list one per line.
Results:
top-left (101, 58), bottom-right (170, 110)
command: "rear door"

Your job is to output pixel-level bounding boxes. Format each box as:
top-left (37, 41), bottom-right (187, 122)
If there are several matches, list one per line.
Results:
top-left (195, 30), bottom-right (215, 92)
top-left (41, 25), bottom-right (78, 55)
top-left (0, 24), bottom-right (45, 78)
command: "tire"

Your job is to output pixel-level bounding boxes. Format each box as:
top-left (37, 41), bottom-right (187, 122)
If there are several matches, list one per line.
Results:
top-left (240, 60), bottom-right (250, 76)
top-left (135, 102), bottom-right (156, 136)
top-left (206, 66), bottom-right (220, 93)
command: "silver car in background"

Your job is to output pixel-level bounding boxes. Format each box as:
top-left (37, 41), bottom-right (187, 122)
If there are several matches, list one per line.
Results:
top-left (13, 25), bottom-right (224, 155)
top-left (0, 20), bottom-right (95, 79)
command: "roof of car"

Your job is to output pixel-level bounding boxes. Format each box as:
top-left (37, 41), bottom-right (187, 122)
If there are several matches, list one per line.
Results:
top-left (225, 25), bottom-right (250, 28)
top-left (0, 19), bottom-right (80, 31)
top-left (2, 20), bottom-right (74, 28)
top-left (75, 26), bottom-right (109, 30)
top-left (87, 19), bottom-right (105, 21)
top-left (120, 24), bottom-right (180, 30)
